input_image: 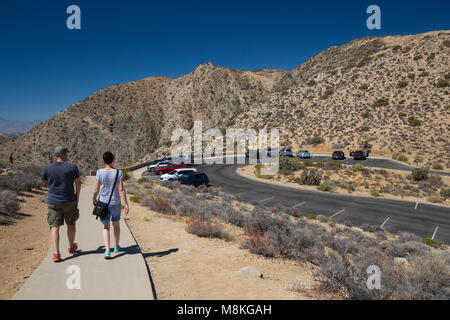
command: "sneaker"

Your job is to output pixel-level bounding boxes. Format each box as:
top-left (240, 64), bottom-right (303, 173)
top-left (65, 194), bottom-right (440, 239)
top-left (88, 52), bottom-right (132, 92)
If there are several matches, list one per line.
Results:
top-left (52, 253), bottom-right (62, 262)
top-left (68, 242), bottom-right (78, 254)
top-left (113, 246), bottom-right (121, 253)
top-left (104, 250), bottom-right (111, 259)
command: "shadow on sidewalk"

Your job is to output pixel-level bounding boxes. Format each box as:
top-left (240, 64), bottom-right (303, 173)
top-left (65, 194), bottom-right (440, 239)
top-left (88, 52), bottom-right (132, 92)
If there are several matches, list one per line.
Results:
top-left (143, 248), bottom-right (179, 258)
top-left (62, 245), bottom-right (141, 261)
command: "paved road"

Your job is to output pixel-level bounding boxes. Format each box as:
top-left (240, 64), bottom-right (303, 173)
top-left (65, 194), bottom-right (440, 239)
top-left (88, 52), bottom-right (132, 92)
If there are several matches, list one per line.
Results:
top-left (142, 157), bottom-right (450, 244)
top-left (13, 178), bottom-right (155, 300)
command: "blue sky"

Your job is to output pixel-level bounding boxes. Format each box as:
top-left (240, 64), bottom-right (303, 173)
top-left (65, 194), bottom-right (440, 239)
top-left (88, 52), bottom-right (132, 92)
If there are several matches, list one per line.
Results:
top-left (0, 0), bottom-right (449, 121)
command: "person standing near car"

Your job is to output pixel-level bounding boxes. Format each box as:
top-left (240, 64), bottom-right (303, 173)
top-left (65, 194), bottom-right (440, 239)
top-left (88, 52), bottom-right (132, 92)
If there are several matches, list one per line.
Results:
top-left (93, 151), bottom-right (129, 259)
top-left (41, 146), bottom-right (81, 262)
top-left (9, 152), bottom-right (13, 164)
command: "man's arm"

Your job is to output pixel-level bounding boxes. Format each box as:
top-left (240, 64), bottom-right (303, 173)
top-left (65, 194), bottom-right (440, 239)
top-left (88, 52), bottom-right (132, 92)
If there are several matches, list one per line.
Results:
top-left (74, 177), bottom-right (81, 203)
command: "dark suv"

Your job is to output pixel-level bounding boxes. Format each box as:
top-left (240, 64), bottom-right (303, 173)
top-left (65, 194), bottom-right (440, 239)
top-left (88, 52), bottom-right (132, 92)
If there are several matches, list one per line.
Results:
top-left (176, 172), bottom-right (209, 187)
top-left (332, 151), bottom-right (345, 160)
top-left (352, 150), bottom-right (367, 160)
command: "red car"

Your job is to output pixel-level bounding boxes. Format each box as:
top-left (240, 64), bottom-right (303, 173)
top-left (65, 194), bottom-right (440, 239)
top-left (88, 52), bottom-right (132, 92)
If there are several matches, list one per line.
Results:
top-left (155, 164), bottom-right (189, 175)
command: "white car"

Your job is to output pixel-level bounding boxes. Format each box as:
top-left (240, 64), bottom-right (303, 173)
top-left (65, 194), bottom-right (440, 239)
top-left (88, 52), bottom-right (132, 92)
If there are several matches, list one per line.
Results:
top-left (147, 160), bottom-right (173, 172)
top-left (160, 168), bottom-right (198, 181)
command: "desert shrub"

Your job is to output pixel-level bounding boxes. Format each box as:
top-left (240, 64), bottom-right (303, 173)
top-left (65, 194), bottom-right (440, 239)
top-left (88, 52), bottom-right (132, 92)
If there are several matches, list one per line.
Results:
top-left (397, 231), bottom-right (422, 243)
top-left (359, 126), bottom-right (370, 132)
top-left (437, 79), bottom-right (449, 88)
top-left (392, 45), bottom-right (401, 51)
top-left (385, 241), bottom-right (430, 258)
top-left (360, 224), bottom-right (379, 233)
top-left (443, 40), bottom-right (450, 47)
top-left (321, 87), bottom-right (334, 99)
top-left (306, 79), bottom-right (317, 86)
top-left (359, 83), bottom-right (369, 90)
top-left (217, 205), bottom-right (245, 227)
top-left (352, 163), bottom-right (365, 171)
top-left (398, 80), bottom-right (408, 88)
top-left (306, 136), bottom-right (324, 145)
top-left (407, 116), bottom-right (422, 127)
top-left (429, 174), bottom-right (443, 186)
top-left (423, 238), bottom-right (441, 248)
top-left (123, 171), bottom-right (133, 180)
top-left (279, 157), bottom-right (304, 175)
top-left (142, 195), bottom-right (174, 214)
top-left (317, 182), bottom-right (335, 192)
top-left (372, 98), bottom-right (389, 107)
top-left (413, 54), bottom-right (423, 61)
top-left (426, 194), bottom-right (442, 203)
top-left (411, 167), bottom-right (428, 181)
top-left (0, 189), bottom-right (20, 215)
top-left (299, 169), bottom-right (322, 186)
top-left (431, 163), bottom-right (444, 170)
top-left (332, 143), bottom-right (346, 149)
top-left (241, 228), bottom-right (276, 257)
top-left (254, 164), bottom-right (273, 179)
top-left (397, 154), bottom-right (408, 162)
top-left (0, 173), bottom-right (41, 193)
top-left (440, 189), bottom-right (450, 201)
top-left (370, 188), bottom-right (380, 197)
top-left (356, 55), bottom-right (370, 67)
top-left (130, 195), bottom-right (140, 203)
top-left (186, 216), bottom-right (230, 241)
top-left (325, 161), bottom-right (342, 170)
top-left (137, 177), bottom-right (151, 184)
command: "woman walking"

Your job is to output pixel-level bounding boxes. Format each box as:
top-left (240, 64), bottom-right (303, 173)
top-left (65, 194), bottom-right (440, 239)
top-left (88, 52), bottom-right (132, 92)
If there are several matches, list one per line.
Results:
top-left (93, 151), bottom-right (129, 259)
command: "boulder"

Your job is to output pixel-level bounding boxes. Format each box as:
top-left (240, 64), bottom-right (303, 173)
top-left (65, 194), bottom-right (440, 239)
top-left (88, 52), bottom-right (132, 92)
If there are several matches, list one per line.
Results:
top-left (239, 266), bottom-right (263, 278)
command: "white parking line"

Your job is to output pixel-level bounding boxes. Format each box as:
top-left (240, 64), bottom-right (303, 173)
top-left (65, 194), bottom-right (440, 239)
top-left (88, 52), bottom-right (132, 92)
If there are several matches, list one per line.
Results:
top-left (415, 201), bottom-right (419, 210)
top-left (431, 226), bottom-right (439, 240)
top-left (380, 217), bottom-right (390, 228)
top-left (330, 209), bottom-right (345, 219)
top-left (291, 201), bottom-right (306, 209)
top-left (258, 196), bottom-right (274, 204)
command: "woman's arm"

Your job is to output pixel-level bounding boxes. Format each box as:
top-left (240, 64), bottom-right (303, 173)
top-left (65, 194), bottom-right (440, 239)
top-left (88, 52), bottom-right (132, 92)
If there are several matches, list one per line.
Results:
top-left (93, 180), bottom-right (101, 205)
top-left (118, 179), bottom-right (129, 215)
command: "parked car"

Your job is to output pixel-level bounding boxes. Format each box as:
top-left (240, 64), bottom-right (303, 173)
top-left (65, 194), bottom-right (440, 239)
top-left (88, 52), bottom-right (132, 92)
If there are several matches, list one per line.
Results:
top-left (245, 149), bottom-right (260, 159)
top-left (353, 150), bottom-right (367, 160)
top-left (155, 164), bottom-right (189, 175)
top-left (297, 150), bottom-right (311, 159)
top-left (160, 168), bottom-right (198, 181)
top-left (147, 160), bottom-right (174, 172)
top-left (332, 151), bottom-right (345, 160)
top-left (175, 172), bottom-right (209, 187)
top-left (280, 148), bottom-right (294, 157)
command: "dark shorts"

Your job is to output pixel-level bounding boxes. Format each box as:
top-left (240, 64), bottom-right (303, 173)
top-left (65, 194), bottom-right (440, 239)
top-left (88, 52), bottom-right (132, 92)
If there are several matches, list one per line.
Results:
top-left (47, 201), bottom-right (79, 228)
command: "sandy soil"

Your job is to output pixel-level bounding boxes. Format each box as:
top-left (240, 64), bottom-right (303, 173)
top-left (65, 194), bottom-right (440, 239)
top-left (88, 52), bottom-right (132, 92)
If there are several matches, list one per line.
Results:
top-left (0, 190), bottom-right (49, 299)
top-left (125, 198), bottom-right (317, 300)
top-left (239, 165), bottom-right (450, 207)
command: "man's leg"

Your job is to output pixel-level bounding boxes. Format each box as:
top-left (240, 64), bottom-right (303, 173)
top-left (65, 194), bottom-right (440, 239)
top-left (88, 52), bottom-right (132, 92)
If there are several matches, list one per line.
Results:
top-left (51, 226), bottom-right (60, 254)
top-left (67, 224), bottom-right (76, 248)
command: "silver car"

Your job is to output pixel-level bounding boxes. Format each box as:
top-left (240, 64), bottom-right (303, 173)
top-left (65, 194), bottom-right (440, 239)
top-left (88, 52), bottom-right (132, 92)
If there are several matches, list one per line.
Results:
top-left (297, 150), bottom-right (311, 159)
top-left (280, 148), bottom-right (293, 157)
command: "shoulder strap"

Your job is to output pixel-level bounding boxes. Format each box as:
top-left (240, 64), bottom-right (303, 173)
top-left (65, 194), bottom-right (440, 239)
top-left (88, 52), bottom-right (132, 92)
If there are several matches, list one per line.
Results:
top-left (106, 170), bottom-right (119, 206)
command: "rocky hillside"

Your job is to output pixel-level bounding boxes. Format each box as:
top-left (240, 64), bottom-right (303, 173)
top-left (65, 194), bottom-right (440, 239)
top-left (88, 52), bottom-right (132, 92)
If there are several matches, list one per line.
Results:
top-left (0, 63), bottom-right (286, 170)
top-left (235, 30), bottom-right (450, 169)
top-left (1, 30), bottom-right (448, 170)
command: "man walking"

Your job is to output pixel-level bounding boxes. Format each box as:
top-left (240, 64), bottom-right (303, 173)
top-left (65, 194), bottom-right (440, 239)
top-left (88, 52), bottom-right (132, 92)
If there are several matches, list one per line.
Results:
top-left (41, 146), bottom-right (81, 262)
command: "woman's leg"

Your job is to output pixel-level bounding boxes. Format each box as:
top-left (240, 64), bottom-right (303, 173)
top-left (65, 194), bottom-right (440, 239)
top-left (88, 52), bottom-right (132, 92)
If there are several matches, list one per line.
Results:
top-left (112, 221), bottom-right (120, 247)
top-left (102, 222), bottom-right (111, 251)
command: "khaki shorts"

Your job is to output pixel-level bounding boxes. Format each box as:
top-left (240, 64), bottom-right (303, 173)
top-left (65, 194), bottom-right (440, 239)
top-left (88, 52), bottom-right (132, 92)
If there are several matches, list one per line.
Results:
top-left (47, 201), bottom-right (79, 228)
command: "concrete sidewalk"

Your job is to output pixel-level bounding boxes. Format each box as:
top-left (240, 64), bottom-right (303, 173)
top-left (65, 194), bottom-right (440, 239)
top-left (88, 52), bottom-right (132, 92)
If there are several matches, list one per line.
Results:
top-left (13, 178), bottom-right (155, 300)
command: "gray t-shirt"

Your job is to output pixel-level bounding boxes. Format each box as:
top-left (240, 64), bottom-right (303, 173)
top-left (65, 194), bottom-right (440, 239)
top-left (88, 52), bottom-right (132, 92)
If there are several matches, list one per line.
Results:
top-left (96, 169), bottom-right (124, 206)
top-left (41, 162), bottom-right (80, 204)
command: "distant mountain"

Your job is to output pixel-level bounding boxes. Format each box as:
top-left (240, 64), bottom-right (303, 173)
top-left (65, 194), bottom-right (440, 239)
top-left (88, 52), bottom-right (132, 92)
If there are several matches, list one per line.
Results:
top-left (0, 30), bottom-right (448, 170)
top-left (0, 118), bottom-right (41, 134)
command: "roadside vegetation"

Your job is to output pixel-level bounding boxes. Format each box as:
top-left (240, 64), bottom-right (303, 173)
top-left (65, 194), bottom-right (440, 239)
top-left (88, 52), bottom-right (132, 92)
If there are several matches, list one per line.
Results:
top-left (0, 159), bottom-right (43, 225)
top-left (249, 159), bottom-right (450, 205)
top-left (127, 177), bottom-right (450, 300)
